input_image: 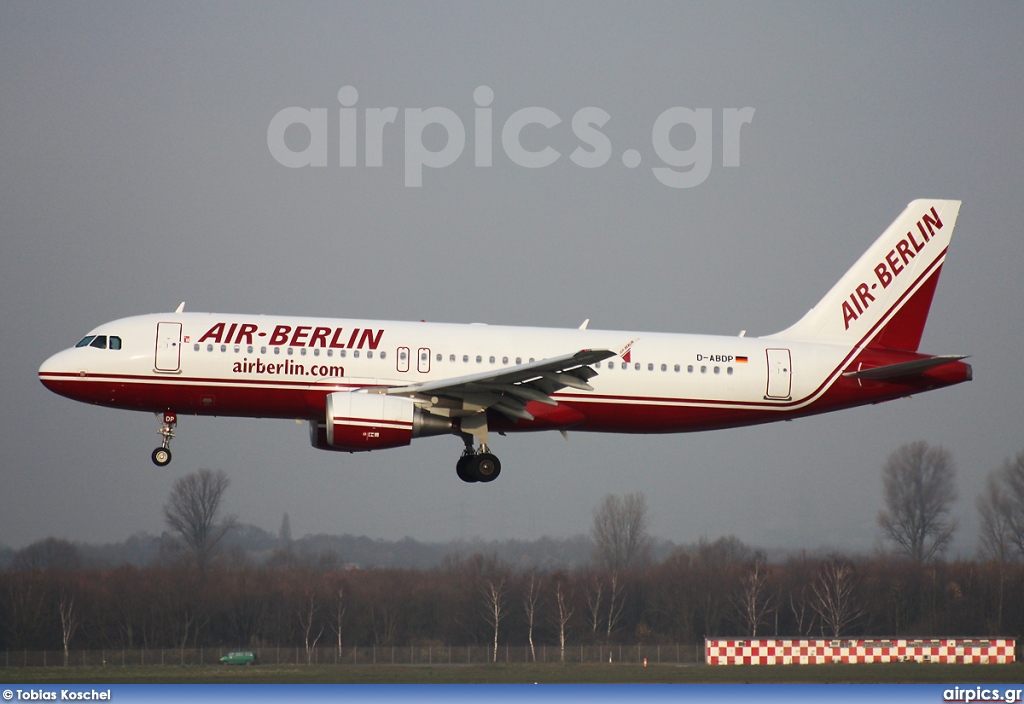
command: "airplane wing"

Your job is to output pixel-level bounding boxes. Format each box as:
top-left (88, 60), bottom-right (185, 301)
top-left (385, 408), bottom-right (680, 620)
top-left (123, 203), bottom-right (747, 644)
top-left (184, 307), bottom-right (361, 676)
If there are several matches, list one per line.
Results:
top-left (381, 349), bottom-right (617, 421)
top-left (842, 354), bottom-right (968, 381)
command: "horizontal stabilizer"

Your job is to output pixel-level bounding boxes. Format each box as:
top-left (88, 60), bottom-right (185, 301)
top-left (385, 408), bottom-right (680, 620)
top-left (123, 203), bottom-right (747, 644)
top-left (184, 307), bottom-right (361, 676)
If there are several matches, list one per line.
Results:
top-left (842, 355), bottom-right (968, 381)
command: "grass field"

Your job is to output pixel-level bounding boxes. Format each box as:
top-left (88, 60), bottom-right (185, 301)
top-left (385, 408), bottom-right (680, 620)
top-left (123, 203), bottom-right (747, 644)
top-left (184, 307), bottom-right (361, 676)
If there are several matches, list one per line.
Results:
top-left (3, 662), bottom-right (1024, 684)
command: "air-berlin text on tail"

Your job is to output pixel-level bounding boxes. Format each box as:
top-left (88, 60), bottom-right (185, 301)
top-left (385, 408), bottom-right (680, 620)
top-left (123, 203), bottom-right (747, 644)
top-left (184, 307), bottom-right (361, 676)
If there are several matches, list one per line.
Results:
top-left (197, 322), bottom-right (384, 350)
top-left (841, 207), bottom-right (945, 330)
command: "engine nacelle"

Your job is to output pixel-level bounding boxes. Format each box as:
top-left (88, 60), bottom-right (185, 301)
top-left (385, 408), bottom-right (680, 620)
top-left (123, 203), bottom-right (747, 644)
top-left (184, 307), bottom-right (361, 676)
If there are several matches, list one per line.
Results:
top-left (311, 391), bottom-right (452, 452)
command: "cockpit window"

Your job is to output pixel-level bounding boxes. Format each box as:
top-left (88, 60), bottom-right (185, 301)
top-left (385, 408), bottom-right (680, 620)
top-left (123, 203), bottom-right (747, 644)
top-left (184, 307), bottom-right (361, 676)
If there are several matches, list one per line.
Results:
top-left (89, 335), bottom-right (108, 349)
top-left (75, 336), bottom-right (96, 348)
top-left (109, 336), bottom-right (122, 350)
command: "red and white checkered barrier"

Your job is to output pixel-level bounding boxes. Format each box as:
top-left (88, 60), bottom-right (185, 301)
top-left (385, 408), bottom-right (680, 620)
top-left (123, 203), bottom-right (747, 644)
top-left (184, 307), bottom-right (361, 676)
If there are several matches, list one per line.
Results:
top-left (705, 637), bottom-right (1016, 665)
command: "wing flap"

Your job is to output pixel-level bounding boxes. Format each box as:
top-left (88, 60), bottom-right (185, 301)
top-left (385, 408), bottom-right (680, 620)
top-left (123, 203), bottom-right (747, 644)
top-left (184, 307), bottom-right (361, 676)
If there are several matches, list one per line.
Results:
top-left (386, 349), bottom-right (615, 397)
top-left (382, 348), bottom-right (616, 418)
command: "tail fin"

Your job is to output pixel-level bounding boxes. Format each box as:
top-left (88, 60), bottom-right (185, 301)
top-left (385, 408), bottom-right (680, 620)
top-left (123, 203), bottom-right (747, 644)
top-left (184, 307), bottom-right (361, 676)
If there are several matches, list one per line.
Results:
top-left (766, 199), bottom-right (961, 352)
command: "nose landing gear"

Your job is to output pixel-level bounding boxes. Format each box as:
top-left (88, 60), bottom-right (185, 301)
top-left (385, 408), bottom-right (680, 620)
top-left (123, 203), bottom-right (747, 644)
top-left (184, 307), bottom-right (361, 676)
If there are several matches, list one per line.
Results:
top-left (152, 412), bottom-right (176, 466)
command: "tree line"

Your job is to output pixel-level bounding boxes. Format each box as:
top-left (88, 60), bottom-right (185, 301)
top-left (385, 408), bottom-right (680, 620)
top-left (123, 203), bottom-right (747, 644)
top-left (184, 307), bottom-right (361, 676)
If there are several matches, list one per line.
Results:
top-left (3, 443), bottom-right (1024, 657)
top-left (3, 539), bottom-right (1024, 658)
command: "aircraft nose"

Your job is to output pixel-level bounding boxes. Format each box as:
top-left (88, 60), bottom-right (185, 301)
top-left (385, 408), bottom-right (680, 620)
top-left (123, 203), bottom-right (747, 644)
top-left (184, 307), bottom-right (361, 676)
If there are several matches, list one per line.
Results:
top-left (38, 349), bottom-right (82, 394)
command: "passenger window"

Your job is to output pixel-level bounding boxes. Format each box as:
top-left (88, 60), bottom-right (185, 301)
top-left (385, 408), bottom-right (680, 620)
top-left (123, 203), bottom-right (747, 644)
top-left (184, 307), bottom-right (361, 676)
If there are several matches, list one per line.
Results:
top-left (207, 344), bottom-right (214, 352)
top-left (647, 363), bottom-right (654, 371)
top-left (476, 355), bottom-right (482, 363)
top-left (450, 354), bottom-right (456, 362)
top-left (674, 364), bottom-right (680, 372)
top-left (621, 362), bottom-right (627, 369)
top-left (516, 357), bottom-right (522, 365)
top-left (380, 351), bottom-right (386, 359)
top-left (714, 366), bottom-right (720, 374)
top-left (109, 336), bottom-right (122, 350)
top-left (367, 350), bottom-right (373, 359)
top-left (634, 363), bottom-right (640, 370)
top-left (194, 343), bottom-right (200, 352)
top-left (90, 336), bottom-right (108, 349)
top-left (463, 355), bottom-right (469, 363)
top-left (688, 365), bottom-right (694, 373)
top-left (221, 344), bottom-right (227, 352)
top-left (489, 356), bottom-right (495, 364)
top-left (436, 353), bottom-right (442, 362)
top-left (75, 336), bottom-right (96, 348)
top-left (661, 364), bottom-right (667, 372)
top-left (353, 350), bottom-right (360, 358)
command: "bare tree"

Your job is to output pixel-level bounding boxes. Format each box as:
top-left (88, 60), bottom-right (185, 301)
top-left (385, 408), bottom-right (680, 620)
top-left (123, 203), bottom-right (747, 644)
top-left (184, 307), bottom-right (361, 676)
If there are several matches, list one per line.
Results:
top-left (522, 573), bottom-right (541, 662)
top-left (297, 592), bottom-right (324, 664)
top-left (551, 577), bottom-right (575, 663)
top-left (810, 558), bottom-right (866, 637)
top-left (977, 471), bottom-right (1014, 562)
top-left (605, 571), bottom-right (626, 644)
top-left (732, 559), bottom-right (774, 637)
top-left (163, 469), bottom-right (236, 570)
top-left (975, 451), bottom-right (1024, 631)
top-left (481, 578), bottom-right (507, 663)
top-left (591, 493), bottom-right (653, 571)
top-left (583, 576), bottom-right (603, 638)
top-left (328, 586), bottom-right (346, 661)
top-left (877, 441), bottom-right (957, 562)
top-left (58, 593), bottom-right (78, 666)
top-left (788, 586), bottom-right (814, 636)
top-left (977, 451), bottom-right (1024, 560)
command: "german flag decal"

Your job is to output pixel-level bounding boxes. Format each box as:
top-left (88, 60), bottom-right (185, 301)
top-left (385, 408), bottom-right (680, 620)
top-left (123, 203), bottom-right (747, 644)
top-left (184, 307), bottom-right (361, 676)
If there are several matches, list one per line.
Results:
top-left (736, 356), bottom-right (749, 363)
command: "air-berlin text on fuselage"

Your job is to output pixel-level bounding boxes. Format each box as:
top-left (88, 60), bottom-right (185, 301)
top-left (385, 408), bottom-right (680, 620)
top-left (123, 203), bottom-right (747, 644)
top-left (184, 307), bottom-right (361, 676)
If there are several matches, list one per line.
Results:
top-left (841, 207), bottom-right (944, 330)
top-left (198, 323), bottom-right (384, 349)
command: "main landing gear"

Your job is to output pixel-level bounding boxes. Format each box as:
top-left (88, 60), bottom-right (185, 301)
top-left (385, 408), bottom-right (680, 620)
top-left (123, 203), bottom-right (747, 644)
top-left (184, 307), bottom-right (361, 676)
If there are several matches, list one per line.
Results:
top-left (152, 411), bottom-right (176, 466)
top-left (454, 414), bottom-right (501, 483)
top-left (455, 434), bottom-right (501, 484)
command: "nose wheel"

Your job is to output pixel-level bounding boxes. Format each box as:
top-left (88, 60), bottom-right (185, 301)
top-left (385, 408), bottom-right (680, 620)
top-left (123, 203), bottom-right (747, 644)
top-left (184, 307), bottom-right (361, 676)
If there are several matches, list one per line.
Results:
top-left (152, 412), bottom-right (176, 466)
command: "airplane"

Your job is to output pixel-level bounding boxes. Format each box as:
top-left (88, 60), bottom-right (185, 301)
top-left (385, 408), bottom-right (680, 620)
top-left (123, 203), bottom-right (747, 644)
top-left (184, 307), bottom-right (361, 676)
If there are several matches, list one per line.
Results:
top-left (39, 199), bottom-right (971, 483)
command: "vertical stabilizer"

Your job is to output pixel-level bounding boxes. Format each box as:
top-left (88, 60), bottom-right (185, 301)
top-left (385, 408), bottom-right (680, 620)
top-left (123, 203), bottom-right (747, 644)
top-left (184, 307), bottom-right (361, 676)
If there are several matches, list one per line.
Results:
top-left (766, 199), bottom-right (961, 352)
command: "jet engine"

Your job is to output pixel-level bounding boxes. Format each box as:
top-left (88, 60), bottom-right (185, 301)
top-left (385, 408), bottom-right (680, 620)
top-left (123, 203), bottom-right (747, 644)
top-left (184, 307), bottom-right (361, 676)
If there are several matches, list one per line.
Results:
top-left (309, 391), bottom-right (452, 452)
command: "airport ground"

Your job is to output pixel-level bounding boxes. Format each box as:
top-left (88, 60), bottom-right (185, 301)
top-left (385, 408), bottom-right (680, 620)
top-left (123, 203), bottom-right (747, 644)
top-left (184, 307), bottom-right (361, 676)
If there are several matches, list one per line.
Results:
top-left (3, 662), bottom-right (1024, 684)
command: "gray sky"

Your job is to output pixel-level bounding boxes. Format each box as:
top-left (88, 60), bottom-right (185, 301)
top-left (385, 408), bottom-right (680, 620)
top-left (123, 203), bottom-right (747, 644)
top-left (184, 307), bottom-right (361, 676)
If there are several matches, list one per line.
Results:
top-left (2, 3), bottom-right (1022, 556)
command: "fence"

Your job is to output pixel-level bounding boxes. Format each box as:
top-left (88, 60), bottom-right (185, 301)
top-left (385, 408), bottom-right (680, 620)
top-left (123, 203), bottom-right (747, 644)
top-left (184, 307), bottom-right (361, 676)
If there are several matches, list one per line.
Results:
top-left (2, 643), bottom-right (705, 668)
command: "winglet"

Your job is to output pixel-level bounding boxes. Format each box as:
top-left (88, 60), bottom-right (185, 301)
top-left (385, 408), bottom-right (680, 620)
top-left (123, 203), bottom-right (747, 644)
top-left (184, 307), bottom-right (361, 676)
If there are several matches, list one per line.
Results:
top-left (175, 302), bottom-right (185, 313)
